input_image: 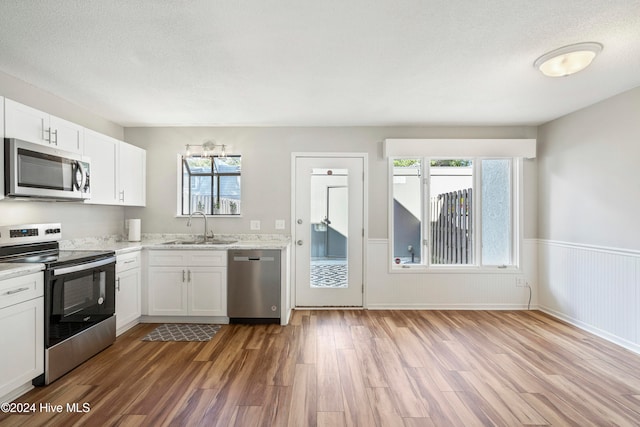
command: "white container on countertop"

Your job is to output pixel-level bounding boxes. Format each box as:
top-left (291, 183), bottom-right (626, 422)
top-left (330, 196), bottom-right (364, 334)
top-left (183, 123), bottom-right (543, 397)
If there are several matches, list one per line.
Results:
top-left (127, 219), bottom-right (141, 242)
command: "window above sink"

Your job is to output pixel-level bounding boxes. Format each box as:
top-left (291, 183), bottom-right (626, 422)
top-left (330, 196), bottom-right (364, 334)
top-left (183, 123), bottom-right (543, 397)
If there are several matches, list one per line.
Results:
top-left (179, 154), bottom-right (241, 216)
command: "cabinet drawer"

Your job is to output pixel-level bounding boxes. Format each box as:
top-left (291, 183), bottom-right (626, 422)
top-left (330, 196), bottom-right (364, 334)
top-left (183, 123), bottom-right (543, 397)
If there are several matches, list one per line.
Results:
top-left (188, 251), bottom-right (226, 267)
top-left (0, 272), bottom-right (44, 309)
top-left (117, 251), bottom-right (141, 273)
top-left (148, 250), bottom-right (189, 266)
top-left (148, 250), bottom-right (227, 267)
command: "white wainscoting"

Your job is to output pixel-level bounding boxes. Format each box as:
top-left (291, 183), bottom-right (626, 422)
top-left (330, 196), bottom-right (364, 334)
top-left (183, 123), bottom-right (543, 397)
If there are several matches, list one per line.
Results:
top-left (366, 239), bottom-right (537, 310)
top-left (538, 239), bottom-right (640, 354)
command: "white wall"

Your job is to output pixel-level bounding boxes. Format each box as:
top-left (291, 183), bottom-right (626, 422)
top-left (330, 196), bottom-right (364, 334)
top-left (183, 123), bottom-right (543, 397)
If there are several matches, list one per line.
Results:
top-left (368, 239), bottom-right (537, 309)
top-left (0, 71), bottom-right (126, 239)
top-left (537, 86), bottom-right (640, 353)
top-left (125, 125), bottom-right (538, 309)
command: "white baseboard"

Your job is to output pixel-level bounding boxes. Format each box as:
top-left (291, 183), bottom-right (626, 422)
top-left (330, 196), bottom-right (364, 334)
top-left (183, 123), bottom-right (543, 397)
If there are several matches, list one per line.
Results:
top-left (1, 382), bottom-right (34, 404)
top-left (539, 306), bottom-right (640, 356)
top-left (366, 304), bottom-right (538, 310)
top-left (140, 315), bottom-right (229, 324)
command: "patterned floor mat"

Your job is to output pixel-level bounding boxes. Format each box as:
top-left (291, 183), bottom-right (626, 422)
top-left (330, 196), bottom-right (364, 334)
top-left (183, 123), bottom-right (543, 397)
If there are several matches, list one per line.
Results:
top-left (311, 261), bottom-right (348, 288)
top-left (142, 324), bottom-right (221, 342)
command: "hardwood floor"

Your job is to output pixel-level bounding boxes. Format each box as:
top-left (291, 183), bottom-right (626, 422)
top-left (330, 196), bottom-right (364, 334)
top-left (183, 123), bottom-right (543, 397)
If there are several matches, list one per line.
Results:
top-left (2, 310), bottom-right (640, 426)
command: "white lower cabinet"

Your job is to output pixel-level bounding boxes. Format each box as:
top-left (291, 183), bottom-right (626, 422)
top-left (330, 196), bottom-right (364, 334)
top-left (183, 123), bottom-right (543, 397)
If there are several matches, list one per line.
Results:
top-left (147, 267), bottom-right (188, 315)
top-left (0, 272), bottom-right (44, 400)
top-left (116, 252), bottom-right (142, 335)
top-left (147, 250), bottom-right (226, 317)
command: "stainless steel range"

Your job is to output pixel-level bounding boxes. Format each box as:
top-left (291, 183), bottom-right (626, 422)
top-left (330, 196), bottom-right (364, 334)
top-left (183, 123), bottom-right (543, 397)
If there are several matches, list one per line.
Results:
top-left (0, 223), bottom-right (116, 385)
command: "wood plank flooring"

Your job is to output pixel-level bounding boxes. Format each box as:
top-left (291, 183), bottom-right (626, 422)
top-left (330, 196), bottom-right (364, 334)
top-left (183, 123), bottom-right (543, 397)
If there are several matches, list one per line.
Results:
top-left (2, 310), bottom-right (640, 426)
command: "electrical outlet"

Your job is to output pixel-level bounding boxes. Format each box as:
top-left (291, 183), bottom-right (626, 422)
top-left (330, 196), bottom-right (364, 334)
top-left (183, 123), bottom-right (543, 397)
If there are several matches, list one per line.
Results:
top-left (275, 220), bottom-right (285, 230)
top-left (516, 278), bottom-right (526, 287)
top-left (250, 220), bottom-right (261, 230)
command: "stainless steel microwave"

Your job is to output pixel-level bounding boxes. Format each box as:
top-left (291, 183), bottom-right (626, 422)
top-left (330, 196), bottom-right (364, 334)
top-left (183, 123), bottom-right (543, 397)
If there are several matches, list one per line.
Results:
top-left (4, 138), bottom-right (91, 200)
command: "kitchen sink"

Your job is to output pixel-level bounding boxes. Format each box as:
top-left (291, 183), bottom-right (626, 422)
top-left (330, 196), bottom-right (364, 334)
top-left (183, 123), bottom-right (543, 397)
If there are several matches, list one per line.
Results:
top-left (162, 239), bottom-right (237, 245)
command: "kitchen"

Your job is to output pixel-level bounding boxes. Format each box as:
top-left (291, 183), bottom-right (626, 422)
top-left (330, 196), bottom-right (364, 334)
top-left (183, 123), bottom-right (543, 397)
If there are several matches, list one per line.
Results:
top-left (2, 1), bottom-right (640, 425)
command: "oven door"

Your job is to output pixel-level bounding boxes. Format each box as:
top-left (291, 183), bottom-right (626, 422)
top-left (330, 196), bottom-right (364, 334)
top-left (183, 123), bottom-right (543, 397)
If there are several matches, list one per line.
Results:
top-left (5, 138), bottom-right (91, 200)
top-left (46, 257), bottom-right (115, 347)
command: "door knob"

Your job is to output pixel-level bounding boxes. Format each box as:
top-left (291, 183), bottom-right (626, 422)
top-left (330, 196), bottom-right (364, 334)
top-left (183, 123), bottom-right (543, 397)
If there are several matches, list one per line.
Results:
top-left (296, 240), bottom-right (303, 245)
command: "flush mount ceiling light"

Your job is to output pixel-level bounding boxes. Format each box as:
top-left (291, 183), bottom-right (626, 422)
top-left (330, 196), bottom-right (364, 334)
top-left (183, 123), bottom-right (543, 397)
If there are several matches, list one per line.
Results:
top-left (534, 42), bottom-right (603, 77)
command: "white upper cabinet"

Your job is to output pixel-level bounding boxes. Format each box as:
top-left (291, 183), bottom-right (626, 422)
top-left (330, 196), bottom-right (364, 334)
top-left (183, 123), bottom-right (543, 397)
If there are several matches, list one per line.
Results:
top-left (3, 97), bottom-right (146, 207)
top-left (84, 129), bottom-right (120, 205)
top-left (84, 131), bottom-right (146, 207)
top-left (119, 142), bottom-right (146, 206)
top-left (4, 98), bottom-right (83, 154)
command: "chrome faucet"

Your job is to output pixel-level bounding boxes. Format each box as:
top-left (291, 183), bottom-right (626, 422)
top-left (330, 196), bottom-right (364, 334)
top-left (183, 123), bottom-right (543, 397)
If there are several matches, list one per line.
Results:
top-left (187, 211), bottom-right (209, 243)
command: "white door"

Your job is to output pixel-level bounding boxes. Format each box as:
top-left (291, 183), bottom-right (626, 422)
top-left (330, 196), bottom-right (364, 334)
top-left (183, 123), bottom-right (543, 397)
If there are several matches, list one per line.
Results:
top-left (294, 156), bottom-right (364, 307)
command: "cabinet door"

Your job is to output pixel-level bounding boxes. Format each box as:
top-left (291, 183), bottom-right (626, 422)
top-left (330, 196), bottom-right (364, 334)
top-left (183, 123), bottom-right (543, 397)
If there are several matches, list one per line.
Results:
top-left (116, 267), bottom-right (141, 333)
top-left (188, 267), bottom-right (227, 316)
top-left (119, 142), bottom-right (146, 206)
top-left (148, 267), bottom-right (187, 315)
top-left (50, 115), bottom-right (84, 153)
top-left (4, 98), bottom-right (49, 145)
top-left (0, 297), bottom-right (44, 398)
top-left (84, 129), bottom-right (119, 204)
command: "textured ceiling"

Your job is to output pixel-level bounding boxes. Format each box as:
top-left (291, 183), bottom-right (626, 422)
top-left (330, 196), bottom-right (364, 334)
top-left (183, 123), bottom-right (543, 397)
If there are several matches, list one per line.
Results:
top-left (0, 1), bottom-right (639, 127)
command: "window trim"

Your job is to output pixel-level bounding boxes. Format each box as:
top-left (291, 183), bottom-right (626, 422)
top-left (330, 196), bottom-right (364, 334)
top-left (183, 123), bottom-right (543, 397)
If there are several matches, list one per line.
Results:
top-left (176, 154), bottom-right (242, 217)
top-left (388, 156), bottom-right (523, 274)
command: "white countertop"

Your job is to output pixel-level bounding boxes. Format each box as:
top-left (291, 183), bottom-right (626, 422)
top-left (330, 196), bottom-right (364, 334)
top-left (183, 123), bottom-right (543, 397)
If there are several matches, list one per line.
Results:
top-left (0, 263), bottom-right (45, 280)
top-left (0, 234), bottom-right (290, 279)
top-left (60, 233), bottom-right (291, 255)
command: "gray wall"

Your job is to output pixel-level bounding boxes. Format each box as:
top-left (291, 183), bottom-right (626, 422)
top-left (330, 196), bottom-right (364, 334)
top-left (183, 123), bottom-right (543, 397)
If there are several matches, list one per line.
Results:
top-left (0, 71), bottom-right (126, 239)
top-left (124, 126), bottom-right (537, 239)
top-left (537, 86), bottom-right (640, 249)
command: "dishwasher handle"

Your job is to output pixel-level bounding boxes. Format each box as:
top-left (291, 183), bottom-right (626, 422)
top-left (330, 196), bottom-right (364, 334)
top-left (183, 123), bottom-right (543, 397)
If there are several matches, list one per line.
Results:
top-left (233, 256), bottom-right (276, 262)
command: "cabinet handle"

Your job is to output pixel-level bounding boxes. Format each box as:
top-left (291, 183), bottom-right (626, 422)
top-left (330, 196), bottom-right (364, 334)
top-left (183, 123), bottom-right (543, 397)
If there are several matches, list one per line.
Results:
top-left (119, 190), bottom-right (125, 202)
top-left (116, 277), bottom-right (121, 291)
top-left (51, 129), bottom-right (58, 145)
top-left (123, 259), bottom-right (135, 264)
top-left (43, 127), bottom-right (51, 143)
top-left (182, 270), bottom-right (186, 282)
top-left (3, 287), bottom-right (30, 296)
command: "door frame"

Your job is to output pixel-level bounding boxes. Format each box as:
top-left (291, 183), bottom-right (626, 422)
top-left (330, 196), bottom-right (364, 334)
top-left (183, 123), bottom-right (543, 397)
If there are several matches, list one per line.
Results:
top-left (291, 152), bottom-right (369, 308)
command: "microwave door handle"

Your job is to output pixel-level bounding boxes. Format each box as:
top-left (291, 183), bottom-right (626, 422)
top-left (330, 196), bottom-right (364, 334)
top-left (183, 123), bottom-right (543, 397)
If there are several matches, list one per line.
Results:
top-left (73, 161), bottom-right (86, 191)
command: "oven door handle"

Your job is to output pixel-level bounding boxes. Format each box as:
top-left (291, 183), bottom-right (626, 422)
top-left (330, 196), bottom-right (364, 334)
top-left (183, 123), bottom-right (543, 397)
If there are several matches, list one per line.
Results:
top-left (52, 257), bottom-right (116, 276)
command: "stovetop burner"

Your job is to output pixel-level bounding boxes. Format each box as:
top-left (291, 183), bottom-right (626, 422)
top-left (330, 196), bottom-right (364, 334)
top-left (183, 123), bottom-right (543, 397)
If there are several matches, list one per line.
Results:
top-left (0, 241), bottom-right (114, 268)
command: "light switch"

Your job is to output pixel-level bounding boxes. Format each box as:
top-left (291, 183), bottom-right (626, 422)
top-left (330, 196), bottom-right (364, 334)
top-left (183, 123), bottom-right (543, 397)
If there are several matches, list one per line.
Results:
top-left (275, 220), bottom-right (285, 230)
top-left (250, 220), bottom-right (261, 230)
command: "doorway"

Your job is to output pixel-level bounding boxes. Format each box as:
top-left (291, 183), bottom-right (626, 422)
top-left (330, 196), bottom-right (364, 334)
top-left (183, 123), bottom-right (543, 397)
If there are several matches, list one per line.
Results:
top-left (293, 155), bottom-right (366, 307)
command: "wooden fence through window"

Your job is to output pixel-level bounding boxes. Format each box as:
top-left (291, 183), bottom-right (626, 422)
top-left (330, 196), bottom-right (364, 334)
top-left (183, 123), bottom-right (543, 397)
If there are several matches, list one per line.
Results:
top-left (430, 188), bottom-right (472, 264)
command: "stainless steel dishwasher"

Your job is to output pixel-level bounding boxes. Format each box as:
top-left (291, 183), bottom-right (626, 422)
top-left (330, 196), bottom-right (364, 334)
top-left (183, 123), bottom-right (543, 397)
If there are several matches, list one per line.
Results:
top-left (227, 249), bottom-right (281, 324)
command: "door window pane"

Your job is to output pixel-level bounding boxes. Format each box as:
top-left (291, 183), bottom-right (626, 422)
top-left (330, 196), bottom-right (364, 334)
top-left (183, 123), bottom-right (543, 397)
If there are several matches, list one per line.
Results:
top-left (481, 159), bottom-right (511, 265)
top-left (310, 168), bottom-right (348, 288)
